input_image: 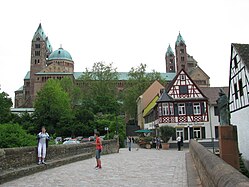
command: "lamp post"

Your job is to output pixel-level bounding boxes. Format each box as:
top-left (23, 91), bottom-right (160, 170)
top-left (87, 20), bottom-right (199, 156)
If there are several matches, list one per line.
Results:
top-left (105, 127), bottom-right (109, 139)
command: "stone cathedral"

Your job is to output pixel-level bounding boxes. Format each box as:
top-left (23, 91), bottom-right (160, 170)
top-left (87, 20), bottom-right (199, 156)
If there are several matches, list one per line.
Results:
top-left (14, 24), bottom-right (209, 108)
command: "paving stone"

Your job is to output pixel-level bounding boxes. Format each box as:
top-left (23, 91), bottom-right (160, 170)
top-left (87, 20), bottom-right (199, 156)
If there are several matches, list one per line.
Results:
top-left (2, 148), bottom-right (188, 187)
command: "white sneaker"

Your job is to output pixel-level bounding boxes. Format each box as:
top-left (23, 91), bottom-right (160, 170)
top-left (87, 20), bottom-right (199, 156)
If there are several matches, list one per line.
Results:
top-left (37, 161), bottom-right (41, 165)
top-left (42, 161), bottom-right (46, 165)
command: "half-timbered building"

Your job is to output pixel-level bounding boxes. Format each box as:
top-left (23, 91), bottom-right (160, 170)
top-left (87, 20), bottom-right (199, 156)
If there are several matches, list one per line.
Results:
top-left (228, 43), bottom-right (249, 168)
top-left (144, 69), bottom-right (210, 141)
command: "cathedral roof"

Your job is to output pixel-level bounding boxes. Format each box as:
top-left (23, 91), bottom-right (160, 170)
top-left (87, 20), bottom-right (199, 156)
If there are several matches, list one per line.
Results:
top-left (232, 43), bottom-right (249, 70)
top-left (48, 47), bottom-right (73, 61)
top-left (166, 44), bottom-right (174, 56)
top-left (33, 23), bottom-right (53, 53)
top-left (175, 32), bottom-right (185, 46)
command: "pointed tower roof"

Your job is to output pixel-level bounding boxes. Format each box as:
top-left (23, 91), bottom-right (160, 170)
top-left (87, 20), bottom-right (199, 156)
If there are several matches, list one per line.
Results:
top-left (157, 90), bottom-right (174, 103)
top-left (33, 23), bottom-right (53, 53)
top-left (175, 32), bottom-right (185, 46)
top-left (166, 44), bottom-right (174, 56)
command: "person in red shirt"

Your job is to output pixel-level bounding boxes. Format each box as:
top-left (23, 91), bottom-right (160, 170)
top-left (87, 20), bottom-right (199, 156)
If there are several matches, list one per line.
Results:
top-left (94, 132), bottom-right (102, 169)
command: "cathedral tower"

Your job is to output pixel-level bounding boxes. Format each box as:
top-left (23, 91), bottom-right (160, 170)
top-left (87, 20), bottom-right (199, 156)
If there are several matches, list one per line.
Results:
top-left (165, 44), bottom-right (176, 73)
top-left (29, 24), bottom-right (53, 106)
top-left (175, 33), bottom-right (188, 73)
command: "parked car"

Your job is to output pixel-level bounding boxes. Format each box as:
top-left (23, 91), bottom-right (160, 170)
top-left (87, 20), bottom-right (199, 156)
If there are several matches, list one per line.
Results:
top-left (76, 136), bottom-right (83, 141)
top-left (81, 137), bottom-right (90, 142)
top-left (88, 136), bottom-right (95, 141)
top-left (63, 137), bottom-right (71, 142)
top-left (63, 139), bottom-right (80, 145)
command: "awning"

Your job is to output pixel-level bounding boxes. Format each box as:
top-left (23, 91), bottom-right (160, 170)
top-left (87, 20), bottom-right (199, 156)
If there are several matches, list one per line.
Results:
top-left (135, 129), bottom-right (153, 133)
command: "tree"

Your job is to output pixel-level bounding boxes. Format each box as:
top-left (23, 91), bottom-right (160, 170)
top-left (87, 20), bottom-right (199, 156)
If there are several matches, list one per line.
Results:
top-left (123, 63), bottom-right (165, 121)
top-left (79, 62), bottom-right (120, 114)
top-left (34, 79), bottom-right (73, 136)
top-left (0, 91), bottom-right (13, 124)
top-left (60, 77), bottom-right (82, 108)
top-left (0, 124), bottom-right (37, 148)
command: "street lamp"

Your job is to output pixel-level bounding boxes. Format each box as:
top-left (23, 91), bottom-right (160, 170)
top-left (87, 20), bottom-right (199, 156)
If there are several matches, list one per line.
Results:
top-left (105, 127), bottom-right (109, 139)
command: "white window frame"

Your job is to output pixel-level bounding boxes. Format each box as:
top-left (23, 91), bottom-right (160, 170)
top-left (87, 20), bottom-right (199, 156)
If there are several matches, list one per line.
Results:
top-left (193, 103), bottom-right (201, 115)
top-left (162, 103), bottom-right (169, 115)
top-left (193, 127), bottom-right (201, 139)
top-left (178, 103), bottom-right (185, 115)
top-left (169, 103), bottom-right (174, 115)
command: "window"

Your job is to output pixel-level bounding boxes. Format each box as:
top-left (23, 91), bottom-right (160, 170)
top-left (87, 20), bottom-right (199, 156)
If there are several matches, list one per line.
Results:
top-left (169, 103), bottom-right (174, 115)
top-left (239, 79), bottom-right (243, 96)
top-left (180, 75), bottom-right (185, 80)
top-left (37, 59), bottom-right (40, 64)
top-left (180, 49), bottom-right (184, 54)
top-left (181, 56), bottom-right (184, 61)
top-left (169, 66), bottom-right (174, 71)
top-left (170, 59), bottom-right (173, 64)
top-left (162, 103), bottom-right (169, 115)
top-left (234, 83), bottom-right (238, 99)
top-left (193, 127), bottom-right (201, 139)
top-left (35, 44), bottom-right (40, 48)
top-left (158, 106), bottom-right (162, 116)
top-left (214, 106), bottom-right (219, 116)
top-left (178, 103), bottom-right (185, 115)
top-left (193, 103), bottom-right (201, 115)
top-left (234, 55), bottom-right (238, 68)
top-left (36, 37), bottom-right (40, 41)
top-left (34, 59), bottom-right (36, 64)
top-left (179, 85), bottom-right (188, 94)
top-left (35, 51), bottom-right (40, 56)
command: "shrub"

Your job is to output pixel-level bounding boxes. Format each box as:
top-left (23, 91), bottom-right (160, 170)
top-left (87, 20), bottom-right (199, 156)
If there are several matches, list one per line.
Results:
top-left (160, 125), bottom-right (175, 143)
top-left (0, 124), bottom-right (37, 148)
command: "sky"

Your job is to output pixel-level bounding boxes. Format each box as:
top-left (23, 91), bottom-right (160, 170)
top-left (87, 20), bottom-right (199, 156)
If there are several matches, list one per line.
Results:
top-left (0, 0), bottom-right (249, 104)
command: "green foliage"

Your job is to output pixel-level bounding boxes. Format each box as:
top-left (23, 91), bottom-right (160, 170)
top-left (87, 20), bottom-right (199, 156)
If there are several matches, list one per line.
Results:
top-left (0, 91), bottom-right (13, 124)
top-left (160, 125), bottom-right (175, 143)
top-left (123, 63), bottom-right (165, 119)
top-left (0, 124), bottom-right (37, 148)
top-left (79, 62), bottom-right (119, 114)
top-left (34, 79), bottom-right (73, 135)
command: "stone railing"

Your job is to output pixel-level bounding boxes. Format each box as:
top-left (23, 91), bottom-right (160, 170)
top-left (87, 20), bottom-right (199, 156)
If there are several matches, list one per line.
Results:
top-left (0, 139), bottom-right (118, 172)
top-left (189, 139), bottom-right (249, 187)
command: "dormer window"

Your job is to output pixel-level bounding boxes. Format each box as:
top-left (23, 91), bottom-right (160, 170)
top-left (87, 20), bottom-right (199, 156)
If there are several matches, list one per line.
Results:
top-left (36, 37), bottom-right (40, 41)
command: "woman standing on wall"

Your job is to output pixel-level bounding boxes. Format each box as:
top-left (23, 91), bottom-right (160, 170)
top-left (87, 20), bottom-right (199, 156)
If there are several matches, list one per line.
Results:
top-left (37, 126), bottom-right (50, 165)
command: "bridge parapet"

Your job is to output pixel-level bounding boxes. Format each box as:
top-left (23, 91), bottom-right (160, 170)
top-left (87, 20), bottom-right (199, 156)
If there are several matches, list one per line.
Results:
top-left (189, 139), bottom-right (249, 187)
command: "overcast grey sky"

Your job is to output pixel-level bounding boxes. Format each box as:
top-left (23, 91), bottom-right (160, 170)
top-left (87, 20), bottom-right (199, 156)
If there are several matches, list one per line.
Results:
top-left (1, 0), bottom-right (249, 103)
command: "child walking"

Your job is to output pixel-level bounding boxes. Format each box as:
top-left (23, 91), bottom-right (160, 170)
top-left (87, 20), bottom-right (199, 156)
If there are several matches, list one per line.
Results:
top-left (37, 126), bottom-right (50, 165)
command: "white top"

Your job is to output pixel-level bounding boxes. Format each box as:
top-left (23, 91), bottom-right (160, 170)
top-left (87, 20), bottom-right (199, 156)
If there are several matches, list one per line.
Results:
top-left (38, 132), bottom-right (49, 144)
top-left (176, 136), bottom-right (181, 142)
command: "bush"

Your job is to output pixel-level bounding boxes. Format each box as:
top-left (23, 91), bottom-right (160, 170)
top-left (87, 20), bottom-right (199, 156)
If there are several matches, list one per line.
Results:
top-left (0, 124), bottom-right (37, 148)
top-left (160, 125), bottom-right (175, 143)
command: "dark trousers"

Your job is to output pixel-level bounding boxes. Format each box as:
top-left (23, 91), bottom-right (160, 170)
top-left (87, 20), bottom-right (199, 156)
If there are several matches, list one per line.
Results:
top-left (177, 142), bottom-right (181, 151)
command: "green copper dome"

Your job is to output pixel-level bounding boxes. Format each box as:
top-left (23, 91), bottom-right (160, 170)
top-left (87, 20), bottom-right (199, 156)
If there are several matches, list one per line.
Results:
top-left (48, 47), bottom-right (73, 61)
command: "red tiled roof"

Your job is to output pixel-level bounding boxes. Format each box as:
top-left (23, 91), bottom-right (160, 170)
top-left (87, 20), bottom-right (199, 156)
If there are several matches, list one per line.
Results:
top-left (200, 87), bottom-right (229, 105)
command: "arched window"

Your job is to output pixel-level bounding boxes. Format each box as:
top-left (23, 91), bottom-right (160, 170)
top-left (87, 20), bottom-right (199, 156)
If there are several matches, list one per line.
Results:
top-left (35, 59), bottom-right (37, 64)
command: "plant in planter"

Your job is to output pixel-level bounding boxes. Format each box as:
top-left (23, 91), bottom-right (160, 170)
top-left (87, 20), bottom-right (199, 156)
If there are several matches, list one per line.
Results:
top-left (160, 126), bottom-right (175, 150)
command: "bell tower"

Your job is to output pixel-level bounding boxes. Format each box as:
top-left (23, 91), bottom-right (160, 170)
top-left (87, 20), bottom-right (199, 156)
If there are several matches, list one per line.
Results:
top-left (29, 23), bottom-right (53, 106)
top-left (175, 32), bottom-right (188, 73)
top-left (165, 44), bottom-right (176, 73)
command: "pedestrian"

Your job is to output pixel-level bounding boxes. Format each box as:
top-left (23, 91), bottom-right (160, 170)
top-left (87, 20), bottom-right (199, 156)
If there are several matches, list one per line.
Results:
top-left (94, 132), bottom-right (103, 169)
top-left (127, 136), bottom-right (132, 151)
top-left (176, 135), bottom-right (181, 151)
top-left (156, 137), bottom-right (161, 150)
top-left (132, 137), bottom-right (135, 143)
top-left (180, 136), bottom-right (184, 150)
top-left (37, 126), bottom-right (50, 165)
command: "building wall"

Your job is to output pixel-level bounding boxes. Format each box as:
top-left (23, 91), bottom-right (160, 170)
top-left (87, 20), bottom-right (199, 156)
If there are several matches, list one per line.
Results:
top-left (230, 107), bottom-right (249, 168)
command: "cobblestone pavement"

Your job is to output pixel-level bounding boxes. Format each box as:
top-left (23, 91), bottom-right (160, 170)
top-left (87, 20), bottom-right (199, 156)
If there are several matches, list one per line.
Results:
top-left (2, 148), bottom-right (187, 187)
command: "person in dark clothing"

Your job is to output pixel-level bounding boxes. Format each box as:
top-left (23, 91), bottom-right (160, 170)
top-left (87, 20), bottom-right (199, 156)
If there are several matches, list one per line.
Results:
top-left (180, 136), bottom-right (184, 150)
